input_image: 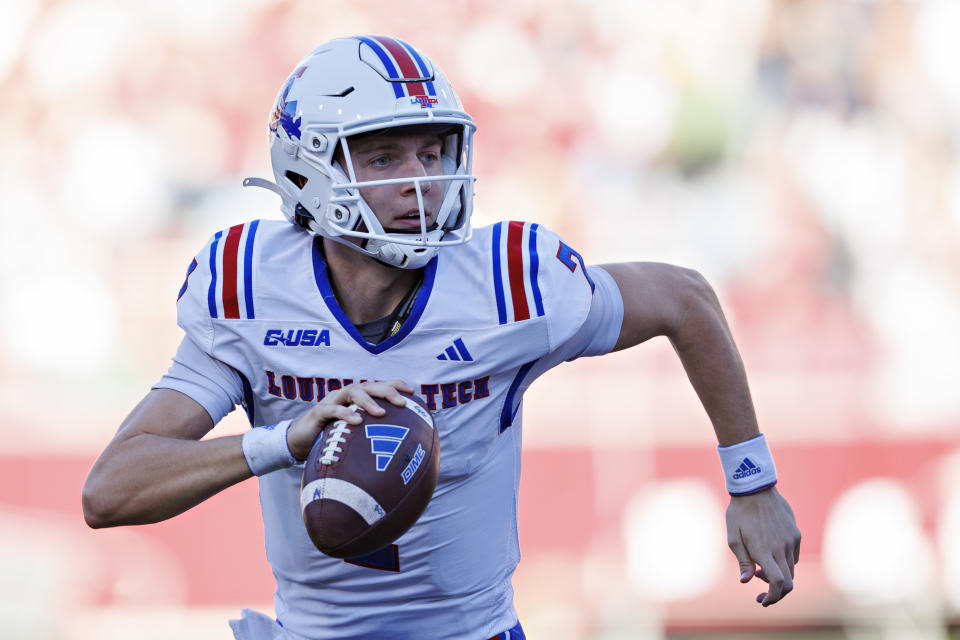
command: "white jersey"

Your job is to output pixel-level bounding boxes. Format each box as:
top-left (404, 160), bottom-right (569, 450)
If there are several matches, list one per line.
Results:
top-left (157, 220), bottom-right (623, 640)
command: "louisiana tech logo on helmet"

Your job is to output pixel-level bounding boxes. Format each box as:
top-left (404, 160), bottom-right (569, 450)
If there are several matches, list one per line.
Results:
top-left (269, 66), bottom-right (306, 139)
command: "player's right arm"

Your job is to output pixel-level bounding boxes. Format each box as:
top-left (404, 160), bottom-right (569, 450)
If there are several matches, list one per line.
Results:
top-left (82, 230), bottom-right (409, 528)
top-left (82, 381), bottom-right (409, 528)
top-left (82, 388), bottom-right (247, 528)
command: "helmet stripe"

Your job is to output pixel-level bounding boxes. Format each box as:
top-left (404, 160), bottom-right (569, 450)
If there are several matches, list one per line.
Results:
top-left (355, 36), bottom-right (404, 98)
top-left (396, 38), bottom-right (436, 96)
top-left (372, 36), bottom-right (426, 97)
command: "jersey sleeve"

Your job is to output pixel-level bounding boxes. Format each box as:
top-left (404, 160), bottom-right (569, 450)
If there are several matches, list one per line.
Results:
top-left (173, 234), bottom-right (218, 354)
top-left (560, 265), bottom-right (624, 359)
top-left (153, 335), bottom-right (243, 423)
top-left (529, 264), bottom-right (624, 378)
top-left (152, 232), bottom-right (244, 423)
top-left (531, 225), bottom-right (606, 353)
top-left (491, 233), bottom-right (624, 426)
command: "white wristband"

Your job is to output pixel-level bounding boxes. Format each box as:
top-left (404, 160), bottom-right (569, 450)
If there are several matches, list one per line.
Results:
top-left (242, 420), bottom-right (297, 476)
top-left (717, 433), bottom-right (778, 496)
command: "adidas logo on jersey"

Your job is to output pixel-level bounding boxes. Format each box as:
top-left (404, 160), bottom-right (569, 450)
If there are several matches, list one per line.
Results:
top-left (436, 337), bottom-right (473, 361)
top-left (365, 425), bottom-right (410, 471)
top-left (732, 457), bottom-right (762, 479)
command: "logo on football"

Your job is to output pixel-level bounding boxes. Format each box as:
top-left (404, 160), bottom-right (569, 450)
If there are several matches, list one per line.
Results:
top-left (300, 392), bottom-right (439, 558)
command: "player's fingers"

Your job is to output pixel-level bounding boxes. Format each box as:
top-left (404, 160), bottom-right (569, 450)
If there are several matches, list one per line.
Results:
top-left (319, 386), bottom-right (355, 408)
top-left (373, 379), bottom-right (414, 406)
top-left (777, 550), bottom-right (795, 596)
top-left (304, 402), bottom-right (361, 428)
top-left (758, 555), bottom-right (793, 607)
top-left (353, 380), bottom-right (413, 410)
top-left (757, 560), bottom-right (782, 606)
top-left (328, 404), bottom-right (363, 425)
top-left (343, 386), bottom-right (387, 416)
top-left (288, 403), bottom-right (361, 460)
top-left (727, 534), bottom-right (756, 582)
top-left (782, 502), bottom-right (802, 565)
top-left (785, 543), bottom-right (796, 580)
top-left (380, 379), bottom-right (414, 396)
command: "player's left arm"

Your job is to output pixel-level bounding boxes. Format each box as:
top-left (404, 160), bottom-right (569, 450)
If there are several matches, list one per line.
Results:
top-left (598, 261), bottom-right (801, 607)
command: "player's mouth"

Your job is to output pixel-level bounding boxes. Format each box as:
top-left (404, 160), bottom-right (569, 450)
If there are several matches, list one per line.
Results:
top-left (390, 211), bottom-right (433, 229)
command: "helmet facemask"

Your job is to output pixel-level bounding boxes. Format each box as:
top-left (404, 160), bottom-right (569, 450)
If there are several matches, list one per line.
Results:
top-left (320, 124), bottom-right (474, 269)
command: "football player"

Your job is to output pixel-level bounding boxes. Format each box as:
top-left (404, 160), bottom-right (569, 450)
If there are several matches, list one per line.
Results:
top-left (82, 36), bottom-right (801, 640)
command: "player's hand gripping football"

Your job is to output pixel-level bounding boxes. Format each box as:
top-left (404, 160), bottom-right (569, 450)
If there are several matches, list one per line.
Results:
top-left (726, 486), bottom-right (801, 607)
top-left (286, 380), bottom-right (414, 462)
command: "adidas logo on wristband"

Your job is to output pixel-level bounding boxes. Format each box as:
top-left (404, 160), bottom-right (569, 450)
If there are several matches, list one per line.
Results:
top-left (717, 434), bottom-right (778, 496)
top-left (732, 457), bottom-right (762, 479)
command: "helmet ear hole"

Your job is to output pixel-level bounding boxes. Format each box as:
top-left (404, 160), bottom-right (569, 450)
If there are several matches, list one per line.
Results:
top-left (285, 170), bottom-right (308, 189)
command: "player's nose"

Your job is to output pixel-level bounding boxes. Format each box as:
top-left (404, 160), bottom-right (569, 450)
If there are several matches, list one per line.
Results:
top-left (400, 156), bottom-right (431, 193)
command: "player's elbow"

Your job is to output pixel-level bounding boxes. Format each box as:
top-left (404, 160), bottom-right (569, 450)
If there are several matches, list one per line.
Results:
top-left (680, 268), bottom-right (720, 311)
top-left (668, 268), bottom-right (733, 344)
top-left (666, 267), bottom-right (726, 338)
top-left (82, 473), bottom-right (121, 529)
top-left (605, 262), bottom-right (723, 351)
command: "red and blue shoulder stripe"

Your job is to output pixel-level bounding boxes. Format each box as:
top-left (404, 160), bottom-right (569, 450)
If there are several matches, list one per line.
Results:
top-left (206, 220), bottom-right (260, 319)
top-left (492, 221), bottom-right (545, 325)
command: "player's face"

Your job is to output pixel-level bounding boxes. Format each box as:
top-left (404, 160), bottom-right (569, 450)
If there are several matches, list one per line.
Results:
top-left (346, 132), bottom-right (446, 231)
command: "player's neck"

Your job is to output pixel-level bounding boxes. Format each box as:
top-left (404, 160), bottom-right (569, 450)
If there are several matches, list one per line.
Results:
top-left (322, 238), bottom-right (424, 325)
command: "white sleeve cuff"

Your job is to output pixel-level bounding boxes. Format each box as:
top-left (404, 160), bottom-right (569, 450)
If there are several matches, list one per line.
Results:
top-left (153, 336), bottom-right (244, 424)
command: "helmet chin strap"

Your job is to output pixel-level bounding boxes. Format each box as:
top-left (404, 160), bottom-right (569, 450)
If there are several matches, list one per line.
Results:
top-left (243, 177), bottom-right (305, 229)
top-left (375, 242), bottom-right (407, 267)
top-left (366, 237), bottom-right (437, 269)
top-left (243, 176), bottom-right (286, 198)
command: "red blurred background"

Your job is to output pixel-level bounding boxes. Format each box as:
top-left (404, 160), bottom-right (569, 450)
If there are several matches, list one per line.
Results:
top-left (2, 1), bottom-right (960, 638)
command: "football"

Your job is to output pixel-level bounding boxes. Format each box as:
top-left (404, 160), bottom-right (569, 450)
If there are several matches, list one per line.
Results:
top-left (300, 392), bottom-right (439, 558)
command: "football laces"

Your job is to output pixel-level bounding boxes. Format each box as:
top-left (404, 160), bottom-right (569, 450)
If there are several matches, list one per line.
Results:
top-left (319, 407), bottom-right (359, 465)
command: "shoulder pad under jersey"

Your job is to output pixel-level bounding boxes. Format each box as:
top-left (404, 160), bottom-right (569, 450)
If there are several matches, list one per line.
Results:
top-left (175, 221), bottom-right (263, 351)
top-left (487, 221), bottom-right (596, 352)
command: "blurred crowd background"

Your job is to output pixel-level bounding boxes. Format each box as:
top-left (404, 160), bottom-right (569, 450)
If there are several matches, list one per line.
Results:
top-left (2, 0), bottom-right (960, 638)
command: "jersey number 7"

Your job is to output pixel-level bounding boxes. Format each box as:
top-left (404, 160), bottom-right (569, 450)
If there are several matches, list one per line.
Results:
top-left (556, 241), bottom-right (595, 292)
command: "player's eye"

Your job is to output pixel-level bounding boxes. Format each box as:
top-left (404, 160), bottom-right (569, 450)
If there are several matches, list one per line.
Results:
top-left (419, 151), bottom-right (439, 163)
top-left (369, 155), bottom-right (390, 167)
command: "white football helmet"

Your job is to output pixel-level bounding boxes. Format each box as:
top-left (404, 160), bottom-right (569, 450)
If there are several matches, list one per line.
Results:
top-left (244, 36), bottom-right (477, 269)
